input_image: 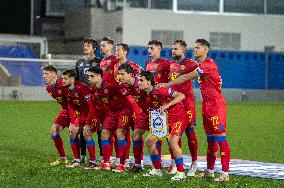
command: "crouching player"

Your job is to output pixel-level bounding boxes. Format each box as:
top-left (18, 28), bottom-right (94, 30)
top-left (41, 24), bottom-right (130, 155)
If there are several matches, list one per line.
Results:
top-left (42, 65), bottom-right (69, 165)
top-left (87, 66), bottom-right (132, 172)
top-left (138, 70), bottom-right (188, 180)
top-left (61, 70), bottom-right (97, 168)
top-left (118, 64), bottom-right (148, 172)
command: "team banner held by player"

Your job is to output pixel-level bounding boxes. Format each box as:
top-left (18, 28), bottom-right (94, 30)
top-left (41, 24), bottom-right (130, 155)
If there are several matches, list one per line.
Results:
top-left (150, 109), bottom-right (169, 140)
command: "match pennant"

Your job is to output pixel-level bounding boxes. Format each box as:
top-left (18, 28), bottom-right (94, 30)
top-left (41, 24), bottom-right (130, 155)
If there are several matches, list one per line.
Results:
top-left (149, 109), bottom-right (169, 140)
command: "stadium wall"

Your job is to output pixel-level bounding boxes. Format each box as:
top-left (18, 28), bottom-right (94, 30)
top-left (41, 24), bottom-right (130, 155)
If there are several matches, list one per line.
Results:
top-left (1, 86), bottom-right (283, 101)
top-left (121, 9), bottom-right (284, 52)
top-left (64, 8), bottom-right (284, 53)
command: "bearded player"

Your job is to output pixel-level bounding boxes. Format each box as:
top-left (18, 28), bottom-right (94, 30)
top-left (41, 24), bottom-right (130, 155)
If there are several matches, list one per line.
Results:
top-left (158, 39), bottom-right (231, 182)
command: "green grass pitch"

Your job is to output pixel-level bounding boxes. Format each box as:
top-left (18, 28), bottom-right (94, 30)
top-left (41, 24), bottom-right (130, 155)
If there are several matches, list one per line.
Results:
top-left (0, 101), bottom-right (284, 187)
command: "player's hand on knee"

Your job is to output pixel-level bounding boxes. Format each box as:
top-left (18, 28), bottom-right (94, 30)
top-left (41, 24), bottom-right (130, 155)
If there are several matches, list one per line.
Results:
top-left (83, 125), bottom-right (91, 137)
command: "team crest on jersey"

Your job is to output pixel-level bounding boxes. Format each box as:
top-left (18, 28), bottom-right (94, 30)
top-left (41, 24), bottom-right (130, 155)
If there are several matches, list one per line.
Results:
top-left (136, 88), bottom-right (140, 93)
top-left (168, 88), bottom-right (173, 95)
top-left (85, 94), bottom-right (92, 101)
top-left (181, 65), bottom-right (185, 71)
top-left (104, 89), bottom-right (108, 94)
top-left (58, 90), bottom-right (61, 94)
top-left (154, 64), bottom-right (158, 69)
top-left (74, 93), bottom-right (79, 97)
top-left (197, 67), bottom-right (203, 73)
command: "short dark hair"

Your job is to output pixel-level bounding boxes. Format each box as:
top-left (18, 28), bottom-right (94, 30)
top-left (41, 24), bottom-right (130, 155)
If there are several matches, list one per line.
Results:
top-left (195, 39), bottom-right (210, 49)
top-left (148, 40), bottom-right (162, 49)
top-left (139, 70), bottom-right (155, 86)
top-left (88, 66), bottom-right (103, 77)
top-left (116, 43), bottom-right (129, 54)
top-left (84, 38), bottom-right (98, 49)
top-left (62, 69), bottom-right (76, 78)
top-left (42, 65), bottom-right (57, 74)
top-left (101, 37), bottom-right (114, 45)
top-left (118, 63), bottom-right (134, 76)
top-left (173, 40), bottom-right (187, 48)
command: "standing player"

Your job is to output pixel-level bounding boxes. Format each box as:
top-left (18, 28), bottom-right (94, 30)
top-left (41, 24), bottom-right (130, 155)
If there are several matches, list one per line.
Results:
top-left (61, 70), bottom-right (96, 168)
top-left (145, 40), bottom-right (171, 158)
top-left (169, 40), bottom-right (199, 176)
top-left (42, 65), bottom-right (69, 166)
top-left (76, 38), bottom-right (101, 84)
top-left (145, 40), bottom-right (171, 84)
top-left (114, 43), bottom-right (141, 81)
top-left (100, 37), bottom-right (119, 83)
top-left (87, 66), bottom-right (132, 172)
top-left (138, 70), bottom-right (188, 180)
top-left (75, 38), bottom-right (101, 163)
top-left (99, 37), bottom-right (120, 165)
top-left (114, 43), bottom-right (142, 167)
top-left (159, 39), bottom-right (231, 182)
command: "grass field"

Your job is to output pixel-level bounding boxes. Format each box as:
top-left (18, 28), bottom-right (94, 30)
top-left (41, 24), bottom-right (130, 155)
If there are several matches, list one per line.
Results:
top-left (0, 100), bottom-right (284, 187)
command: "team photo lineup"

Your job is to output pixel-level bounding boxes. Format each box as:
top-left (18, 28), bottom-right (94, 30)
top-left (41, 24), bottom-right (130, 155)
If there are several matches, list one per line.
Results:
top-left (42, 37), bottom-right (230, 182)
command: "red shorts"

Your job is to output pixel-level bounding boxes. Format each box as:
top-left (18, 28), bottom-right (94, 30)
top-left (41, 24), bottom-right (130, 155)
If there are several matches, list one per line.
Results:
top-left (133, 110), bottom-right (149, 131)
top-left (54, 109), bottom-right (70, 128)
top-left (70, 110), bottom-right (87, 127)
top-left (89, 116), bottom-right (103, 133)
top-left (103, 107), bottom-right (132, 131)
top-left (182, 98), bottom-right (197, 127)
top-left (186, 108), bottom-right (196, 127)
top-left (202, 98), bottom-right (227, 135)
top-left (168, 112), bottom-right (188, 137)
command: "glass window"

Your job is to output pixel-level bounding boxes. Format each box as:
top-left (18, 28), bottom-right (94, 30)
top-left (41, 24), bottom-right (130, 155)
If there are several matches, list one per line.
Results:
top-left (127, 0), bottom-right (148, 8)
top-left (224, 0), bottom-right (264, 14)
top-left (151, 0), bottom-right (172, 9)
top-left (267, 0), bottom-right (284, 15)
top-left (210, 32), bottom-right (241, 50)
top-left (177, 0), bottom-right (219, 12)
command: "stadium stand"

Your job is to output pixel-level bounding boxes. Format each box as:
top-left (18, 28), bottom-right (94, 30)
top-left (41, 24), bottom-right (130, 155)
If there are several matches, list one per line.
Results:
top-left (0, 45), bottom-right (283, 89)
top-left (127, 47), bottom-right (284, 89)
top-left (0, 45), bottom-right (43, 86)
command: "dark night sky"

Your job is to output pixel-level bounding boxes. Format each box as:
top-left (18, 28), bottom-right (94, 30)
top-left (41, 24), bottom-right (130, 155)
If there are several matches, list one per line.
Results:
top-left (0, 0), bottom-right (31, 34)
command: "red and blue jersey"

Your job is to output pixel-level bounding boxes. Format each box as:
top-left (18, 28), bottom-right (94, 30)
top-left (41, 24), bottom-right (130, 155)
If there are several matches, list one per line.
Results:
top-left (92, 81), bottom-right (130, 112)
top-left (100, 55), bottom-right (119, 83)
top-left (121, 78), bottom-right (149, 113)
top-left (169, 58), bottom-right (198, 109)
top-left (46, 79), bottom-right (69, 110)
top-left (141, 87), bottom-right (185, 116)
top-left (145, 58), bottom-right (171, 84)
top-left (196, 58), bottom-right (224, 102)
top-left (114, 60), bottom-right (142, 83)
top-left (65, 81), bottom-right (90, 116)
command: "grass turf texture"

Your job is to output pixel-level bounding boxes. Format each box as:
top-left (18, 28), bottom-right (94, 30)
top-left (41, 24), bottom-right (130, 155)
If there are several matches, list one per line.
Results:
top-left (0, 101), bottom-right (284, 187)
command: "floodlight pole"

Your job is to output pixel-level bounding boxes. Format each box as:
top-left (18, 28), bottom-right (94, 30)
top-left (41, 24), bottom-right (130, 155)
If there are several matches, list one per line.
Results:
top-left (30, 0), bottom-right (34, 36)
